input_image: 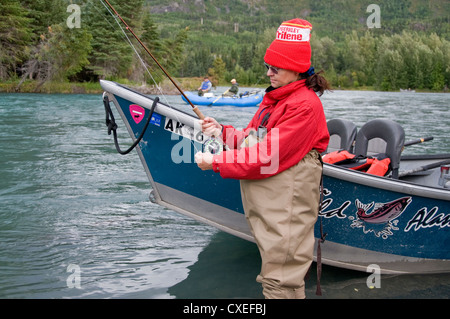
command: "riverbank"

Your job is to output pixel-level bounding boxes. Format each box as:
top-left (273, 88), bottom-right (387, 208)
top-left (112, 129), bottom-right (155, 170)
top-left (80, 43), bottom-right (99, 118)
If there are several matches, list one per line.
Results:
top-left (0, 79), bottom-right (447, 94)
top-left (0, 78), bottom-right (202, 95)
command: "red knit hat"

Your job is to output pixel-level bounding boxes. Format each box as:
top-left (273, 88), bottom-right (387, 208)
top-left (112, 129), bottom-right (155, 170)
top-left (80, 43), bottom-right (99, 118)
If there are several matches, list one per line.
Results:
top-left (264, 19), bottom-right (312, 73)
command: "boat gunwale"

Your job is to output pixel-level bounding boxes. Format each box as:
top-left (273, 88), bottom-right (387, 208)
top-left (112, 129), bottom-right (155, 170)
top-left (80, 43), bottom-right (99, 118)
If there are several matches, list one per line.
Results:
top-left (324, 162), bottom-right (450, 201)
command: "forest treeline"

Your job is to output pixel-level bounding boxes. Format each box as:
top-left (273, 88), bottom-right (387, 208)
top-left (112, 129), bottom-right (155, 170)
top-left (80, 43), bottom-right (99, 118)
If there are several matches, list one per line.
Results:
top-left (1, 0), bottom-right (449, 92)
top-left (0, 0), bottom-right (188, 92)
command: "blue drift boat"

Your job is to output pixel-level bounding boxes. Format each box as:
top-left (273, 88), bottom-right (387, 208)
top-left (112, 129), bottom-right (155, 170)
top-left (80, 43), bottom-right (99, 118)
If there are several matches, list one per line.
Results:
top-left (181, 90), bottom-right (263, 107)
top-left (101, 80), bottom-right (450, 275)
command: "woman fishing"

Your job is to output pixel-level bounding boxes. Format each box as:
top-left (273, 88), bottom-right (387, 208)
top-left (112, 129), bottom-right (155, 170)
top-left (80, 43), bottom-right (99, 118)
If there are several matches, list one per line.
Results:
top-left (195, 19), bottom-right (330, 299)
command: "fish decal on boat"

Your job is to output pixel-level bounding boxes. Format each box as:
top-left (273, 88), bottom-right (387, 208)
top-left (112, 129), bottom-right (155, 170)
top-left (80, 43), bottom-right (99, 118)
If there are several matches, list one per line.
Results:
top-left (356, 197), bottom-right (412, 224)
top-left (349, 197), bottom-right (412, 239)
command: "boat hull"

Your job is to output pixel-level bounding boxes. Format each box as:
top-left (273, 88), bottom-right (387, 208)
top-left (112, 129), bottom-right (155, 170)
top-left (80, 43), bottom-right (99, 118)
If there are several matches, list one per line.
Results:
top-left (100, 80), bottom-right (450, 274)
top-left (181, 91), bottom-right (262, 107)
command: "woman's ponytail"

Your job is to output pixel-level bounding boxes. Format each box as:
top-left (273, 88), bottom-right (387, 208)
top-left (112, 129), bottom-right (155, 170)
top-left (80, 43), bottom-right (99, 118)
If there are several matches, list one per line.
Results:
top-left (300, 68), bottom-right (331, 96)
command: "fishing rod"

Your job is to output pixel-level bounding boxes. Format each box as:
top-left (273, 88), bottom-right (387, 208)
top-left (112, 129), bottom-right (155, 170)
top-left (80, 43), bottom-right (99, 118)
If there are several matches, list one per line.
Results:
top-left (102, 0), bottom-right (205, 120)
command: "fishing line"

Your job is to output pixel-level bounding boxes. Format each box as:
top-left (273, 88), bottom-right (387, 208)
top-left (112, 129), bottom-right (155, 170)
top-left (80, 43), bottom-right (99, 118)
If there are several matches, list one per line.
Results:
top-left (97, 0), bottom-right (166, 101)
top-left (101, 0), bottom-right (204, 118)
top-left (97, 0), bottom-right (203, 154)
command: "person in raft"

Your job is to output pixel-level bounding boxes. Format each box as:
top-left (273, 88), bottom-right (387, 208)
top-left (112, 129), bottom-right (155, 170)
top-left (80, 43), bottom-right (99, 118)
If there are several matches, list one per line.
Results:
top-left (197, 76), bottom-right (212, 96)
top-left (195, 19), bottom-right (330, 299)
top-left (223, 78), bottom-right (239, 96)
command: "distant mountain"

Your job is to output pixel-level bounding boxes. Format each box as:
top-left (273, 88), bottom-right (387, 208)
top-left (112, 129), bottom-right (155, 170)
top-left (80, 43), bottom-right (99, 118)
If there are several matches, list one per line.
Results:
top-left (147, 0), bottom-right (449, 39)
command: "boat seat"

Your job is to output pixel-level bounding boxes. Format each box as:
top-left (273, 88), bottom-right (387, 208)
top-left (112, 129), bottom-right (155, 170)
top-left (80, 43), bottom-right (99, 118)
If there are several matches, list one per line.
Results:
top-left (326, 119), bottom-right (357, 153)
top-left (354, 119), bottom-right (405, 178)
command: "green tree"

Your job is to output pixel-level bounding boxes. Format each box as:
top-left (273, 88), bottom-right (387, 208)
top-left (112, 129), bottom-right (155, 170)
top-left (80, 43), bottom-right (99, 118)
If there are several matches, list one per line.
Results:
top-left (358, 32), bottom-right (378, 86)
top-left (239, 45), bottom-right (253, 70)
top-left (162, 27), bottom-right (189, 75)
top-left (424, 33), bottom-right (449, 90)
top-left (0, 0), bottom-right (32, 80)
top-left (208, 57), bottom-right (226, 84)
top-left (324, 64), bottom-right (338, 87)
top-left (131, 11), bottom-right (164, 83)
top-left (20, 0), bottom-right (66, 40)
top-left (49, 24), bottom-right (93, 80)
top-left (181, 47), bottom-right (214, 77)
top-left (140, 12), bottom-right (163, 56)
top-left (16, 23), bottom-right (92, 91)
top-left (311, 36), bottom-right (338, 73)
top-left (84, 0), bottom-right (138, 79)
top-left (250, 28), bottom-right (275, 85)
top-left (375, 36), bottom-right (405, 90)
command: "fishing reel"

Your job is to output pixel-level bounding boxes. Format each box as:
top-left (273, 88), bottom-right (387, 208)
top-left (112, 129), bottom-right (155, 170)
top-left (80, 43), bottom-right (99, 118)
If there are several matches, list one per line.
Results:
top-left (203, 137), bottom-right (225, 155)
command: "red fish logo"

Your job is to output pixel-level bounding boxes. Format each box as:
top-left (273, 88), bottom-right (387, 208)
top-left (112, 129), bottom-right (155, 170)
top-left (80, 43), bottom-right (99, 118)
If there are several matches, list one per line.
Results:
top-left (356, 197), bottom-right (412, 224)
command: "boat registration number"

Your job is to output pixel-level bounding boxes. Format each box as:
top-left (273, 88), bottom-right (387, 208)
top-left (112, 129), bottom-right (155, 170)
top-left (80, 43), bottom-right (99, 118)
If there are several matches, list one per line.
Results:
top-left (164, 117), bottom-right (204, 143)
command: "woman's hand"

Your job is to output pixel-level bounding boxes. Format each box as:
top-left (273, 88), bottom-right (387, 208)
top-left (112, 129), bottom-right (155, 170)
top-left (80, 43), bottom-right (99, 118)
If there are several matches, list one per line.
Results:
top-left (195, 152), bottom-right (214, 170)
top-left (199, 117), bottom-right (221, 137)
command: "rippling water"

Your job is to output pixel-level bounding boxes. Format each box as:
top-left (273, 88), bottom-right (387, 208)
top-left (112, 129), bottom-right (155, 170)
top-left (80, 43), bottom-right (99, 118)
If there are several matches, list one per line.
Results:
top-left (0, 88), bottom-right (449, 299)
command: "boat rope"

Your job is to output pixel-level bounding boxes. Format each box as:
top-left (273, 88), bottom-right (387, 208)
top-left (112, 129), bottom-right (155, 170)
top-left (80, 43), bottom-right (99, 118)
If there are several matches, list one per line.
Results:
top-left (103, 94), bottom-right (158, 155)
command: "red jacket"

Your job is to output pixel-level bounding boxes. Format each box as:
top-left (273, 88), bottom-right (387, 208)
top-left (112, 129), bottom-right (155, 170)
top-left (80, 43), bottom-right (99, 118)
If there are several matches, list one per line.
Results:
top-left (212, 80), bottom-right (329, 179)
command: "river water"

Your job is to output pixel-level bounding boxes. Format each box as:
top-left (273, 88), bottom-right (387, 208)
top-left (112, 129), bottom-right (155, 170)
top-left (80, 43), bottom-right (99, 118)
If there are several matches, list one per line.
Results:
top-left (0, 88), bottom-right (449, 299)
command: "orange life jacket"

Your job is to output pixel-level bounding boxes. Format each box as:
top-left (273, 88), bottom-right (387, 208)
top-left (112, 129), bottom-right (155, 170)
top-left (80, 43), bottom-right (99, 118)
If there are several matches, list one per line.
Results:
top-left (323, 150), bottom-right (391, 176)
top-left (323, 150), bottom-right (355, 163)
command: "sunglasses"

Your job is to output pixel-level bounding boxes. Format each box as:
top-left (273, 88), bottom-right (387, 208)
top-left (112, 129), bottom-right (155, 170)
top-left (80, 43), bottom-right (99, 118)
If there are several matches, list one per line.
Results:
top-left (264, 63), bottom-right (280, 74)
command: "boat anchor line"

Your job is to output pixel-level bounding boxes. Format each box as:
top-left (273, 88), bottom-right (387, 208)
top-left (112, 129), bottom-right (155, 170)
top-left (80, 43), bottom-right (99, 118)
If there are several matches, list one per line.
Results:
top-left (103, 93), bottom-right (159, 155)
top-left (319, 188), bottom-right (448, 239)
